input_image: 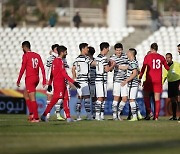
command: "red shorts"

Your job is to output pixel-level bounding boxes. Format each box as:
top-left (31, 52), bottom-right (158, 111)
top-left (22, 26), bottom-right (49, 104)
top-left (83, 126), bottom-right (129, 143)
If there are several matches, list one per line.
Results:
top-left (53, 84), bottom-right (69, 99)
top-left (25, 76), bottom-right (39, 93)
top-left (143, 81), bottom-right (162, 93)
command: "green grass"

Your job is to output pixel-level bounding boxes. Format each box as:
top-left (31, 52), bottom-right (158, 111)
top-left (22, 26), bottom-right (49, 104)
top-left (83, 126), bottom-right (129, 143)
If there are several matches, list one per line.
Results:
top-left (0, 114), bottom-right (180, 154)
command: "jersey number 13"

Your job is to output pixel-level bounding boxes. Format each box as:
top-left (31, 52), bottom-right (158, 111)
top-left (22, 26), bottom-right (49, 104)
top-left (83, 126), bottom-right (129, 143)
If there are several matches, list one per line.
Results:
top-left (152, 59), bottom-right (161, 69)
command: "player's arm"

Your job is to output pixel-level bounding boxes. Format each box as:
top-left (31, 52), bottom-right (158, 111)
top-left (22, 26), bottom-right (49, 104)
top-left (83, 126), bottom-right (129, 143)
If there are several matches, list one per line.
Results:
top-left (162, 57), bottom-right (170, 71)
top-left (118, 65), bottom-right (128, 70)
top-left (45, 58), bottom-right (51, 84)
top-left (16, 54), bottom-right (27, 87)
top-left (72, 65), bottom-right (76, 79)
top-left (139, 56), bottom-right (147, 79)
top-left (121, 69), bottom-right (138, 86)
top-left (39, 56), bottom-right (46, 87)
top-left (104, 60), bottom-right (116, 72)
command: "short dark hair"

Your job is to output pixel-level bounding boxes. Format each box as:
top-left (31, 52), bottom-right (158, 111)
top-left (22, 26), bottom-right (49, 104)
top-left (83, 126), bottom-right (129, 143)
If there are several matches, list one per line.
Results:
top-left (166, 53), bottom-right (172, 57)
top-left (150, 43), bottom-right (158, 51)
top-left (22, 41), bottom-right (31, 49)
top-left (57, 45), bottom-right (67, 55)
top-left (114, 43), bottom-right (123, 50)
top-left (129, 48), bottom-right (137, 56)
top-left (177, 44), bottom-right (180, 47)
top-left (79, 43), bottom-right (88, 51)
top-left (51, 44), bottom-right (59, 50)
top-left (88, 46), bottom-right (95, 56)
top-left (100, 42), bottom-right (109, 51)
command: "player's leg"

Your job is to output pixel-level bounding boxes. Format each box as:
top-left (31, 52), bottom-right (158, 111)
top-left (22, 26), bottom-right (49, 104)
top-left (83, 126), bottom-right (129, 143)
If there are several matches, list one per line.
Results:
top-left (136, 101), bottom-right (143, 120)
top-left (90, 85), bottom-right (97, 119)
top-left (41, 96), bottom-right (60, 121)
top-left (46, 93), bottom-right (52, 120)
top-left (128, 87), bottom-right (138, 121)
top-left (100, 83), bottom-right (107, 120)
top-left (23, 89), bottom-right (33, 121)
top-left (118, 84), bottom-right (128, 121)
top-left (154, 92), bottom-right (161, 120)
top-left (112, 82), bottom-right (120, 120)
top-left (82, 83), bottom-right (91, 120)
top-left (92, 97), bottom-right (97, 119)
top-left (76, 87), bottom-right (83, 120)
top-left (55, 99), bottom-right (65, 120)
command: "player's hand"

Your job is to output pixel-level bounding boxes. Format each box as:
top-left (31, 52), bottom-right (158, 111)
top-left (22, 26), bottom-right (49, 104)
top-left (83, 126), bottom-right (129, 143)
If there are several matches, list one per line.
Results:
top-left (47, 85), bottom-right (52, 92)
top-left (73, 82), bottom-right (81, 89)
top-left (16, 82), bottom-right (20, 87)
top-left (121, 80), bottom-right (127, 87)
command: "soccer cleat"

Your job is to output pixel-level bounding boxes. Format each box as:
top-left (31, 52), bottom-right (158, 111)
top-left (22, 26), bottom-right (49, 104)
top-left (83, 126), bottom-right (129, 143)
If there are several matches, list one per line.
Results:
top-left (41, 115), bottom-right (48, 122)
top-left (118, 116), bottom-right (123, 121)
top-left (31, 119), bottom-right (40, 123)
top-left (57, 115), bottom-right (65, 121)
top-left (153, 118), bottom-right (158, 121)
top-left (128, 117), bottom-right (138, 121)
top-left (76, 117), bottom-right (82, 121)
top-left (144, 112), bottom-right (153, 120)
top-left (28, 114), bottom-right (34, 121)
top-left (178, 117), bottom-right (180, 121)
top-left (137, 112), bottom-right (143, 120)
top-left (67, 118), bottom-right (75, 123)
top-left (127, 115), bottom-right (131, 120)
top-left (169, 117), bottom-right (177, 121)
top-left (46, 113), bottom-right (50, 120)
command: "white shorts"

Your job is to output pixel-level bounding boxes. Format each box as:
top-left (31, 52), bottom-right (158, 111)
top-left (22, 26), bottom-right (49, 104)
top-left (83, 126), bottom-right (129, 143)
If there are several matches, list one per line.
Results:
top-left (90, 84), bottom-right (96, 97)
top-left (77, 82), bottom-right (90, 97)
top-left (113, 82), bottom-right (128, 97)
top-left (128, 86), bottom-right (138, 100)
top-left (95, 82), bottom-right (107, 98)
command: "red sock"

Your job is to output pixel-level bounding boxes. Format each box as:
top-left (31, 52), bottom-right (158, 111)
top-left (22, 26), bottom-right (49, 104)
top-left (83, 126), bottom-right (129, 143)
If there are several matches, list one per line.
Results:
top-left (155, 100), bottom-right (160, 119)
top-left (31, 101), bottom-right (39, 119)
top-left (26, 99), bottom-right (33, 115)
top-left (63, 98), bottom-right (70, 118)
top-left (43, 97), bottom-right (59, 116)
top-left (144, 97), bottom-right (151, 114)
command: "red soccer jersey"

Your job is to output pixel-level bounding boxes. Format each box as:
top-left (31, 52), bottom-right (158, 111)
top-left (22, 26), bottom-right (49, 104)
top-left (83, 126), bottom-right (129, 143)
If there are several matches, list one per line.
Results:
top-left (17, 51), bottom-right (46, 85)
top-left (139, 52), bottom-right (169, 83)
top-left (49, 57), bottom-right (74, 87)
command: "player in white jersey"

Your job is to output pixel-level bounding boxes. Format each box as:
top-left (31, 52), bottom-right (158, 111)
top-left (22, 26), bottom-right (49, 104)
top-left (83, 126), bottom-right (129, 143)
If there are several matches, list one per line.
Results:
top-left (72, 43), bottom-right (94, 120)
top-left (110, 43), bottom-right (129, 120)
top-left (120, 48), bottom-right (139, 121)
top-left (88, 46), bottom-right (97, 119)
top-left (95, 42), bottom-right (116, 120)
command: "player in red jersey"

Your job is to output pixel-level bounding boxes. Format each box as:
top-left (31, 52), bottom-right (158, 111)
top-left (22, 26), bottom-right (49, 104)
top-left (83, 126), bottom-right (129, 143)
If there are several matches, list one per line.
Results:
top-left (139, 43), bottom-right (169, 120)
top-left (41, 45), bottom-right (81, 122)
top-left (16, 41), bottom-right (46, 122)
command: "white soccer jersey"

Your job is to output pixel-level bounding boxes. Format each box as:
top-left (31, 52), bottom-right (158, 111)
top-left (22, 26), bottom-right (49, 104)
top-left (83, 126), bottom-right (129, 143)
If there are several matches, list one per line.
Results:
top-left (110, 53), bottom-right (129, 83)
top-left (45, 52), bottom-right (58, 81)
top-left (73, 55), bottom-right (92, 83)
top-left (95, 54), bottom-right (108, 84)
top-left (127, 59), bottom-right (139, 87)
top-left (89, 57), bottom-right (96, 86)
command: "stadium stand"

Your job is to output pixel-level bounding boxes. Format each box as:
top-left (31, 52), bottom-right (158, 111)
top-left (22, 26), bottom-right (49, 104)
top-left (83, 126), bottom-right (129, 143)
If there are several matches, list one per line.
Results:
top-left (0, 27), bottom-right (135, 89)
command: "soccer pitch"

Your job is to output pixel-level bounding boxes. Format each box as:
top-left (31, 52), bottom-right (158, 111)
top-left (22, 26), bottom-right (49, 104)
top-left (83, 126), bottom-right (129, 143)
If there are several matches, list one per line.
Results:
top-left (0, 115), bottom-right (180, 154)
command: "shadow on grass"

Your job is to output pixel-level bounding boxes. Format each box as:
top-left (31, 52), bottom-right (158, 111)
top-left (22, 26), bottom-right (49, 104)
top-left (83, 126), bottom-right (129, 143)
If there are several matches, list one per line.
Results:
top-left (33, 139), bottom-right (180, 154)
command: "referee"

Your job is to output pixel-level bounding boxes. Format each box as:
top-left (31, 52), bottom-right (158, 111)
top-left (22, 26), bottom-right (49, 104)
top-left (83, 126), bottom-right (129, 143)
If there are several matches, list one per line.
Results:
top-left (164, 53), bottom-right (180, 120)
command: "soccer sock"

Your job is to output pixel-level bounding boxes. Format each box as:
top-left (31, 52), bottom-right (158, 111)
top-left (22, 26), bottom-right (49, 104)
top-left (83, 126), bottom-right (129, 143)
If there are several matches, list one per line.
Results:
top-left (101, 101), bottom-right (105, 119)
top-left (43, 97), bottom-right (59, 116)
top-left (128, 103), bottom-right (132, 118)
top-left (95, 100), bottom-right (101, 119)
top-left (130, 101), bottom-right (137, 118)
top-left (144, 97), bottom-right (151, 115)
top-left (92, 101), bottom-right (96, 118)
top-left (118, 101), bottom-right (126, 117)
top-left (112, 101), bottom-right (118, 119)
top-left (26, 99), bottom-right (33, 115)
top-left (31, 101), bottom-right (39, 119)
top-left (135, 102), bottom-right (141, 115)
top-left (55, 99), bottom-right (62, 114)
top-left (155, 100), bottom-right (160, 119)
top-left (46, 100), bottom-right (50, 119)
top-left (63, 98), bottom-right (70, 118)
top-left (84, 98), bottom-right (91, 114)
top-left (172, 101), bottom-right (177, 118)
top-left (76, 98), bottom-right (82, 117)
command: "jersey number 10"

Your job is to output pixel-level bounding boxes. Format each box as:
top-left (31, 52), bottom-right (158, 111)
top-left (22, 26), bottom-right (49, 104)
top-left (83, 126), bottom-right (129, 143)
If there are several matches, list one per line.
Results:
top-left (32, 58), bottom-right (38, 68)
top-left (152, 59), bottom-right (161, 69)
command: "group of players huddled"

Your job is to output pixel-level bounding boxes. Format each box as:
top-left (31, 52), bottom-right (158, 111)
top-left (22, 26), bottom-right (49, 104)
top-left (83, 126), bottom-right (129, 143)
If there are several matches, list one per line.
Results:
top-left (17, 41), bottom-right (180, 123)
